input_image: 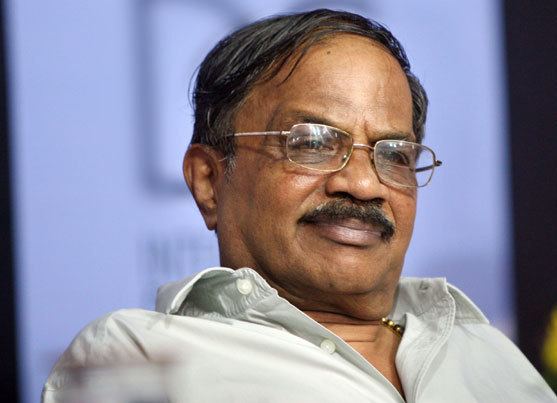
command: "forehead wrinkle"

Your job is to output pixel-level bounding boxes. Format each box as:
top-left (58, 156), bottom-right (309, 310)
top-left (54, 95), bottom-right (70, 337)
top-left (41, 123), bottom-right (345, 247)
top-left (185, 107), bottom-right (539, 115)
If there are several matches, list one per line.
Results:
top-left (265, 98), bottom-right (353, 132)
top-left (267, 104), bottom-right (414, 143)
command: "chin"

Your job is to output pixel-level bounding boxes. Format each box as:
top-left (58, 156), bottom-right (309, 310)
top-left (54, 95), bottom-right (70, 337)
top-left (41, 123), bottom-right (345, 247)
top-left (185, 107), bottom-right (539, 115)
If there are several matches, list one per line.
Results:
top-left (304, 260), bottom-right (396, 294)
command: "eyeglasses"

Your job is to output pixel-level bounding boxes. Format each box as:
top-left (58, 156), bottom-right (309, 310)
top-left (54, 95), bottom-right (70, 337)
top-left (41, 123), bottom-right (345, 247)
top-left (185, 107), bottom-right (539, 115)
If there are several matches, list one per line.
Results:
top-left (227, 123), bottom-right (442, 188)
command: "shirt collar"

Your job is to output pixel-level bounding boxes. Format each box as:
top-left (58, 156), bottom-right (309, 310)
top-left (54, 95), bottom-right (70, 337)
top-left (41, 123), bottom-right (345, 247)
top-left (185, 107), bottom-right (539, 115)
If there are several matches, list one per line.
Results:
top-left (155, 267), bottom-right (234, 314)
top-left (155, 266), bottom-right (488, 325)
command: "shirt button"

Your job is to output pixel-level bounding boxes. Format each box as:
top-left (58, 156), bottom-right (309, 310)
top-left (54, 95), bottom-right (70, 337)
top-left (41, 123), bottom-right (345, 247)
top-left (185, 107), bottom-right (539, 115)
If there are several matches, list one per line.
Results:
top-left (320, 339), bottom-right (336, 354)
top-left (235, 278), bottom-right (253, 295)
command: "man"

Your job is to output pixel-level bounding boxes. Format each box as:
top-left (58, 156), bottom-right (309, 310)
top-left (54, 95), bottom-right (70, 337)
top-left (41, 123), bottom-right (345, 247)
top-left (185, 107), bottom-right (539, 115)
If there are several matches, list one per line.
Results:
top-left (43, 9), bottom-right (555, 402)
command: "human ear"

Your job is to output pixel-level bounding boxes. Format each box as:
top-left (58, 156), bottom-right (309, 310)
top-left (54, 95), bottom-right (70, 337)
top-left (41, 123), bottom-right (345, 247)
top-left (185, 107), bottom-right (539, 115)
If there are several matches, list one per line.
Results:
top-left (183, 144), bottom-right (223, 231)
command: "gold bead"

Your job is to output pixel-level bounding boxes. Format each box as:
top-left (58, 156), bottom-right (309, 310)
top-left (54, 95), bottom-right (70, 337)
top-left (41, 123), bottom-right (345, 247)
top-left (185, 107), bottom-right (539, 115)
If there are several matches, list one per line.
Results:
top-left (381, 317), bottom-right (404, 337)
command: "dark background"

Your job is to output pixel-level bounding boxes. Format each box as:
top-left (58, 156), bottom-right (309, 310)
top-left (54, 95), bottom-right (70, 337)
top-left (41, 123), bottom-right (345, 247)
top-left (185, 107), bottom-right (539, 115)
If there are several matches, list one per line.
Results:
top-left (505, 1), bottom-right (557, 376)
top-left (1, 0), bottom-right (19, 400)
top-left (1, 0), bottom-right (556, 400)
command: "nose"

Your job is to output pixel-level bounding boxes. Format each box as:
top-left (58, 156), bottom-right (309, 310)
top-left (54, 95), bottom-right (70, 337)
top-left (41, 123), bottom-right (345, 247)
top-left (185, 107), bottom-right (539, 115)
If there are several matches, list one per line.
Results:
top-left (324, 144), bottom-right (390, 201)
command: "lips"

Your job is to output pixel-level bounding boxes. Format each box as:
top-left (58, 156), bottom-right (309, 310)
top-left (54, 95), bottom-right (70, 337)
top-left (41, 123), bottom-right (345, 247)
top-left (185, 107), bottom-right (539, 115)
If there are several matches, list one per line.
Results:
top-left (303, 218), bottom-right (384, 247)
top-left (299, 198), bottom-right (395, 247)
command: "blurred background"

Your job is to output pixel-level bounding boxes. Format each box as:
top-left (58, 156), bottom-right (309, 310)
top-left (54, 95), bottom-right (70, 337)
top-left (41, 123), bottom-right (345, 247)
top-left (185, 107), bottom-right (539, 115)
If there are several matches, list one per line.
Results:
top-left (0, 1), bottom-right (555, 402)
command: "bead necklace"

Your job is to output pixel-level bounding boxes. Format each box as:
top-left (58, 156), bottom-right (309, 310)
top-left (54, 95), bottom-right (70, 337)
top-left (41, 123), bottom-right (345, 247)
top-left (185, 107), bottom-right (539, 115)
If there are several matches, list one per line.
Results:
top-left (381, 317), bottom-right (404, 337)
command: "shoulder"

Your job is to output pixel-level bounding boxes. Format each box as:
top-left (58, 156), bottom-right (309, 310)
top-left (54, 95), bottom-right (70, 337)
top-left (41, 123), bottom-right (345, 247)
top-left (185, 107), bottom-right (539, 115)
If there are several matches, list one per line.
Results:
top-left (61, 308), bottom-right (167, 352)
top-left (434, 282), bottom-right (555, 400)
top-left (441, 322), bottom-right (556, 400)
top-left (43, 309), bottom-right (168, 393)
top-left (397, 279), bottom-right (555, 400)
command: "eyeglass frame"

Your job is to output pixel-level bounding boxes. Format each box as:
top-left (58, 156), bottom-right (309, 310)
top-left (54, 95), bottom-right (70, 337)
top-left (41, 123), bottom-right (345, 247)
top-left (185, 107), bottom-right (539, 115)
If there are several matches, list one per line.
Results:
top-left (224, 123), bottom-right (443, 188)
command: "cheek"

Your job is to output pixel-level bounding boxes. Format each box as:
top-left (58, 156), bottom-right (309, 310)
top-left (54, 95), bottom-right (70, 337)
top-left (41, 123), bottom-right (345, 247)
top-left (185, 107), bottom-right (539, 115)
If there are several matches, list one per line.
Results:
top-left (391, 192), bottom-right (417, 241)
top-left (254, 170), bottom-right (325, 222)
top-left (230, 155), bottom-right (325, 231)
top-left (258, 152), bottom-right (323, 197)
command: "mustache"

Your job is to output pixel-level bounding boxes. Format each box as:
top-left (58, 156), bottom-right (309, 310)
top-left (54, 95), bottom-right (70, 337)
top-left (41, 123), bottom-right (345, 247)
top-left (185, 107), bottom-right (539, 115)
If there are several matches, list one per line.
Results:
top-left (300, 198), bottom-right (395, 242)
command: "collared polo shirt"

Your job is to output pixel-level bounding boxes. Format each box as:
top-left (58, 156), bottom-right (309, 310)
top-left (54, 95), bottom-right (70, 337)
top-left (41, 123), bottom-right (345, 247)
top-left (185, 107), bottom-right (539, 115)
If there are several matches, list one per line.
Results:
top-left (43, 267), bottom-right (556, 402)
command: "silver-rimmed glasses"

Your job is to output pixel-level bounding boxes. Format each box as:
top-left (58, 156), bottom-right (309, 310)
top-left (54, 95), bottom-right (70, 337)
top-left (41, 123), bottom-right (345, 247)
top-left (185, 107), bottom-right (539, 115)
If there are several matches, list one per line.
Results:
top-left (227, 123), bottom-right (442, 188)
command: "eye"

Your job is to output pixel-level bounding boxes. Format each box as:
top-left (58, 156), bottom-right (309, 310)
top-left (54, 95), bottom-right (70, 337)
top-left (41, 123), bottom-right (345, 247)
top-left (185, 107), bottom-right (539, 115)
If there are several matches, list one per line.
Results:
top-left (381, 149), bottom-right (411, 166)
top-left (291, 135), bottom-right (335, 153)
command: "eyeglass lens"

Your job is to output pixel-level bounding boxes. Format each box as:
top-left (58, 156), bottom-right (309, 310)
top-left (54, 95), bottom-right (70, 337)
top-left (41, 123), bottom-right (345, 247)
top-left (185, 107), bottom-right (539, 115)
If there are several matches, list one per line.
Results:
top-left (285, 124), bottom-right (435, 187)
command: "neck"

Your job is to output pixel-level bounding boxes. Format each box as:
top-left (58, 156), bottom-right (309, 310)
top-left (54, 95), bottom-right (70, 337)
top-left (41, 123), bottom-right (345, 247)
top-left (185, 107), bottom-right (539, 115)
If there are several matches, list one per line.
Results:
top-left (256, 271), bottom-right (398, 320)
top-left (303, 310), bottom-right (386, 341)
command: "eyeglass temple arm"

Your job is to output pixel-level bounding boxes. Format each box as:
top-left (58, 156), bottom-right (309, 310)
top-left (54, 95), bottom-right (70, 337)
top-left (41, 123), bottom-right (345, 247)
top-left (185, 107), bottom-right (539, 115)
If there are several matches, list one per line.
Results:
top-left (226, 131), bottom-right (287, 137)
top-left (415, 160), bottom-right (443, 173)
top-left (219, 131), bottom-right (288, 162)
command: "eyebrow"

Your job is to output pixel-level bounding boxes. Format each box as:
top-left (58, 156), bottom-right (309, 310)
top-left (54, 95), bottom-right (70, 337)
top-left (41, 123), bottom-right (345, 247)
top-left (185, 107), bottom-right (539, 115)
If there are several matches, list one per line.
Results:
top-left (281, 111), bottom-right (415, 142)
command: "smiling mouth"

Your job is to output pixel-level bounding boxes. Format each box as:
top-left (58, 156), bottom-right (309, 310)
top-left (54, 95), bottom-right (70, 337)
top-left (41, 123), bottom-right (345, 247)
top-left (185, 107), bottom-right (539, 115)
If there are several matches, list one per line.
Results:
top-left (303, 218), bottom-right (385, 247)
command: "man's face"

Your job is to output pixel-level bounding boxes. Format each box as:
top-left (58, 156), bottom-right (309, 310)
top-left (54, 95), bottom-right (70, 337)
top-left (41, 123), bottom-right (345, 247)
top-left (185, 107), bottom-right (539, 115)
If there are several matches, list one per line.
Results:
top-left (213, 35), bottom-right (416, 316)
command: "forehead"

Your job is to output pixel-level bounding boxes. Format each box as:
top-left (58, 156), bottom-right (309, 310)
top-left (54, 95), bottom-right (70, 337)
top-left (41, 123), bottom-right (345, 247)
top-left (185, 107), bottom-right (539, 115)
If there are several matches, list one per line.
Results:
top-left (235, 34), bottom-right (414, 140)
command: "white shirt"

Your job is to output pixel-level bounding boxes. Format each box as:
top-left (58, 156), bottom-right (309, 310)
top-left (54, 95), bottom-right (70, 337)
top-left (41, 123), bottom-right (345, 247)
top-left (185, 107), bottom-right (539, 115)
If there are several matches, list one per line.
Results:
top-left (43, 267), bottom-right (556, 402)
